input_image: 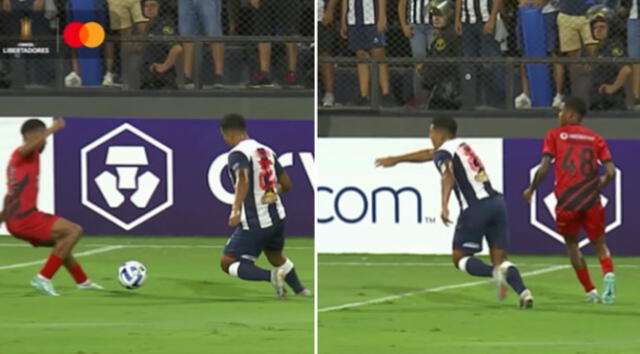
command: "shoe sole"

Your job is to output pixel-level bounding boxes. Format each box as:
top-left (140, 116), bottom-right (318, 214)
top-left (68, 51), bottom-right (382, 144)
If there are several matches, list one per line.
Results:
top-left (520, 298), bottom-right (533, 309)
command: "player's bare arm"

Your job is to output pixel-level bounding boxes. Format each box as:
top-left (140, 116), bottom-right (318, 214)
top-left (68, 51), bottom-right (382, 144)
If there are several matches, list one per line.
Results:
top-left (440, 161), bottom-right (455, 226)
top-left (598, 161), bottom-right (616, 190)
top-left (375, 149), bottom-right (435, 167)
top-left (229, 168), bottom-right (249, 227)
top-left (523, 155), bottom-right (552, 203)
top-left (277, 171), bottom-right (293, 195)
top-left (19, 117), bottom-right (65, 157)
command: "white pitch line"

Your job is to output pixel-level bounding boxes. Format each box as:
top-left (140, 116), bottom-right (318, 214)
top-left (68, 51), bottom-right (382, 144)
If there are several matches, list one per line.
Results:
top-left (0, 246), bottom-right (123, 271)
top-left (0, 243), bottom-right (312, 250)
top-left (320, 262), bottom-right (640, 268)
top-left (318, 264), bottom-right (569, 313)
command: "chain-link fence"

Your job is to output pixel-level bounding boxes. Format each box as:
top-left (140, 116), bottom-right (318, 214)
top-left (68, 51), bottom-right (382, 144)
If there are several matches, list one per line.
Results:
top-left (318, 0), bottom-right (640, 111)
top-left (0, 0), bottom-right (314, 91)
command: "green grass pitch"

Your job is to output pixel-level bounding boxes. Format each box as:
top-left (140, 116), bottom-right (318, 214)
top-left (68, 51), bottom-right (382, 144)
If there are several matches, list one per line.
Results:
top-left (319, 253), bottom-right (640, 354)
top-left (0, 236), bottom-right (313, 354)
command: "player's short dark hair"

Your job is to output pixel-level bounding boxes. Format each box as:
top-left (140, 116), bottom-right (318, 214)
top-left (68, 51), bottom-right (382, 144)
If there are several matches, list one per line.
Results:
top-left (432, 116), bottom-right (457, 137)
top-left (21, 119), bottom-right (46, 135)
top-left (562, 96), bottom-right (587, 120)
top-left (221, 113), bottom-right (247, 132)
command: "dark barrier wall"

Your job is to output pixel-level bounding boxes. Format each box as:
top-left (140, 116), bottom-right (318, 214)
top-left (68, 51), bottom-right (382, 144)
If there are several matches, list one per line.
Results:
top-left (319, 112), bottom-right (640, 138)
top-left (0, 95), bottom-right (313, 120)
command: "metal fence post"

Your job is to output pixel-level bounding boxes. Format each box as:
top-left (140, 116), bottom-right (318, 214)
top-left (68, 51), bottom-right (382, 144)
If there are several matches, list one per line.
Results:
top-left (370, 59), bottom-right (379, 109)
top-left (193, 38), bottom-right (203, 89)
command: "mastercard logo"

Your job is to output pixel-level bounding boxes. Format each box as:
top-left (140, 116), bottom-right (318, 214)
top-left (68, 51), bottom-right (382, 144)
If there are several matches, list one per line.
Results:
top-left (63, 22), bottom-right (105, 48)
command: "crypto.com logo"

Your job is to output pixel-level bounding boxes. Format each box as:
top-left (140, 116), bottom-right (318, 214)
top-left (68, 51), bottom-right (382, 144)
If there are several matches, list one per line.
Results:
top-left (63, 22), bottom-right (105, 48)
top-left (529, 164), bottom-right (622, 248)
top-left (81, 124), bottom-right (173, 230)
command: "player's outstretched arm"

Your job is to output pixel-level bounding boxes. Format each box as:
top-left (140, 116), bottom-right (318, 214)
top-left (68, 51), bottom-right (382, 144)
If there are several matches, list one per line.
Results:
top-left (375, 149), bottom-right (435, 168)
top-left (277, 170), bottom-right (293, 195)
top-left (229, 168), bottom-right (249, 227)
top-left (19, 117), bottom-right (65, 157)
top-left (598, 161), bottom-right (616, 190)
top-left (523, 155), bottom-right (552, 202)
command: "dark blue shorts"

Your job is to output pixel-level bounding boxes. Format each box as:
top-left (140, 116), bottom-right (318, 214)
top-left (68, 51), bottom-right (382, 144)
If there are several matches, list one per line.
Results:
top-left (223, 222), bottom-right (285, 261)
top-left (347, 25), bottom-right (386, 52)
top-left (453, 196), bottom-right (509, 255)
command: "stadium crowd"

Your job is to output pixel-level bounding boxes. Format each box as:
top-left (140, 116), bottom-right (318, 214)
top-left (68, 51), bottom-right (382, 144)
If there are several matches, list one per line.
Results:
top-left (0, 0), bottom-right (314, 90)
top-left (319, 0), bottom-right (640, 111)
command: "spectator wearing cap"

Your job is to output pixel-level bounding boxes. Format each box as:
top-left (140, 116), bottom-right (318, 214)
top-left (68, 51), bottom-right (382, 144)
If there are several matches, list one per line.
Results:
top-left (587, 4), bottom-right (630, 111)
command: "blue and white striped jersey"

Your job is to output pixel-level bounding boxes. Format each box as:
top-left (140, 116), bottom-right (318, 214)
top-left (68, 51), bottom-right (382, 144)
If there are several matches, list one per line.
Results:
top-left (460, 0), bottom-right (493, 24)
top-left (408, 0), bottom-right (431, 25)
top-left (227, 139), bottom-right (286, 230)
top-left (433, 138), bottom-right (500, 210)
top-left (347, 0), bottom-right (379, 26)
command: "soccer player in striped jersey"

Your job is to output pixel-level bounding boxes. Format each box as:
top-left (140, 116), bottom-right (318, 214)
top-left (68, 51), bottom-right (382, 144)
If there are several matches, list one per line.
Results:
top-left (524, 97), bottom-right (617, 304)
top-left (376, 116), bottom-right (533, 309)
top-left (0, 118), bottom-right (103, 296)
top-left (219, 114), bottom-right (309, 298)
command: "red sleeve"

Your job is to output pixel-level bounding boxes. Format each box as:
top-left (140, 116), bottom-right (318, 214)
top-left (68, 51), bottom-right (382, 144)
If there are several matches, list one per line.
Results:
top-left (596, 136), bottom-right (612, 162)
top-left (542, 130), bottom-right (556, 158)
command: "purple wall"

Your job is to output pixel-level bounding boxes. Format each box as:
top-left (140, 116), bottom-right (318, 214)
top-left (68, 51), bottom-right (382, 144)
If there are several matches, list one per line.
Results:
top-left (54, 118), bottom-right (314, 236)
top-left (504, 139), bottom-right (638, 255)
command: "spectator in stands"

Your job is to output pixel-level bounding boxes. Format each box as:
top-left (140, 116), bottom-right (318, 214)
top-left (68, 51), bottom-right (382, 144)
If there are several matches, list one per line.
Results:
top-left (341, 0), bottom-right (394, 106)
top-left (399, 0), bottom-right (434, 107)
top-left (514, 0), bottom-right (564, 109)
top-left (586, 5), bottom-right (630, 111)
top-left (104, 0), bottom-right (150, 86)
top-left (140, 0), bottom-right (182, 89)
top-left (247, 0), bottom-right (302, 88)
top-left (423, 0), bottom-right (461, 110)
top-left (555, 0), bottom-right (598, 107)
top-left (454, 0), bottom-right (505, 108)
top-left (319, 0), bottom-right (339, 107)
top-left (621, 0), bottom-right (640, 110)
top-left (178, 0), bottom-right (225, 89)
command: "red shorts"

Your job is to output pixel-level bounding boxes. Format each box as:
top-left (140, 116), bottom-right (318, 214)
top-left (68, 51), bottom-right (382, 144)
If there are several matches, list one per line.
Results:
top-left (556, 204), bottom-right (605, 242)
top-left (6, 211), bottom-right (60, 247)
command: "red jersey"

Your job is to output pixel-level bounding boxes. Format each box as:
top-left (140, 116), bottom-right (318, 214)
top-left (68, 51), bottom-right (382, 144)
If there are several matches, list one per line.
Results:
top-left (542, 124), bottom-right (612, 212)
top-left (4, 148), bottom-right (40, 221)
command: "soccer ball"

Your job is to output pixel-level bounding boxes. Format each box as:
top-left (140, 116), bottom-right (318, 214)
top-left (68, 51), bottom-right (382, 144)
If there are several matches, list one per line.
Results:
top-left (118, 261), bottom-right (147, 289)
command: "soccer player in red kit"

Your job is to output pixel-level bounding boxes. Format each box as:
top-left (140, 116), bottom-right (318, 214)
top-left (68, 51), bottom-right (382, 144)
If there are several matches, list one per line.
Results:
top-left (523, 97), bottom-right (616, 304)
top-left (0, 118), bottom-right (102, 296)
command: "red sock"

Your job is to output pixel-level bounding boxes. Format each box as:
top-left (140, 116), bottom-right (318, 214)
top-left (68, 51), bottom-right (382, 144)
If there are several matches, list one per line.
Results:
top-left (575, 267), bottom-right (595, 292)
top-left (68, 262), bottom-right (88, 284)
top-left (600, 257), bottom-right (614, 276)
top-left (39, 254), bottom-right (64, 279)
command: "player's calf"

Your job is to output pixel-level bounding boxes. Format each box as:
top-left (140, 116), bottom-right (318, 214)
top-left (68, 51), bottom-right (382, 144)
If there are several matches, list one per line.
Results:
top-left (454, 250), bottom-right (493, 278)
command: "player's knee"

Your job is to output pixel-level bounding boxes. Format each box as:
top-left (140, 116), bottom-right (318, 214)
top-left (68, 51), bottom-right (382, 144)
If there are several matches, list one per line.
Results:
top-left (220, 256), bottom-right (235, 274)
top-left (71, 224), bottom-right (83, 238)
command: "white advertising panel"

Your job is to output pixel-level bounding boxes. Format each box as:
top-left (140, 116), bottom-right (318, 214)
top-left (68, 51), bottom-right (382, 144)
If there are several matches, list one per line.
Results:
top-left (317, 138), bottom-right (503, 254)
top-left (0, 118), bottom-right (55, 236)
